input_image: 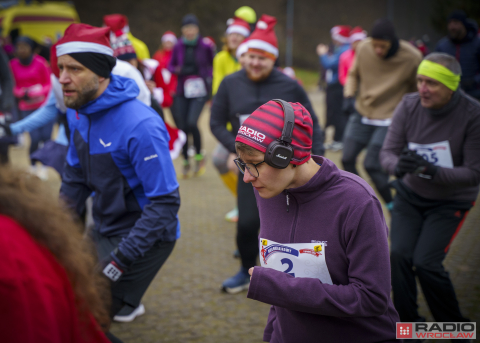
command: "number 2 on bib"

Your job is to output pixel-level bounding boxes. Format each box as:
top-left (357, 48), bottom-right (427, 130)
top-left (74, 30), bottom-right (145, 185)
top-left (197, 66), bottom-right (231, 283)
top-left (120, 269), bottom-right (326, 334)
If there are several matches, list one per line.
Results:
top-left (281, 258), bottom-right (295, 277)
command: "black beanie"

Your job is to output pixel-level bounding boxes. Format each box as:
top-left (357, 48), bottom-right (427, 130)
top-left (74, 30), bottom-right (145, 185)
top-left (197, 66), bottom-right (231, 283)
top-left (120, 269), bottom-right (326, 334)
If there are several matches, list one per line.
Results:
top-left (448, 10), bottom-right (468, 27)
top-left (370, 18), bottom-right (397, 41)
top-left (182, 14), bottom-right (199, 27)
top-left (69, 52), bottom-right (116, 78)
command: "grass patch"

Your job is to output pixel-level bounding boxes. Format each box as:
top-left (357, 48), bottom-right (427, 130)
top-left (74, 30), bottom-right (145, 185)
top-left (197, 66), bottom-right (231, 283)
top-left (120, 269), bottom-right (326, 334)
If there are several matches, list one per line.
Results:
top-left (292, 68), bottom-right (320, 90)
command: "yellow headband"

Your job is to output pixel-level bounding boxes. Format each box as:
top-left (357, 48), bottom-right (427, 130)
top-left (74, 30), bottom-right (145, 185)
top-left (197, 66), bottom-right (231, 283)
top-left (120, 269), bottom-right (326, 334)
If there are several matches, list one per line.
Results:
top-left (417, 60), bottom-right (460, 91)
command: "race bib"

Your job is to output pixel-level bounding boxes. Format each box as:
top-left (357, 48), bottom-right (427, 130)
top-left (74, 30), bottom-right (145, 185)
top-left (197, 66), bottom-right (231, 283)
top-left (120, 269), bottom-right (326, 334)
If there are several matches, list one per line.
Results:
top-left (408, 140), bottom-right (454, 168)
top-left (238, 114), bottom-right (250, 125)
top-left (184, 77), bottom-right (207, 98)
top-left (259, 238), bottom-right (333, 284)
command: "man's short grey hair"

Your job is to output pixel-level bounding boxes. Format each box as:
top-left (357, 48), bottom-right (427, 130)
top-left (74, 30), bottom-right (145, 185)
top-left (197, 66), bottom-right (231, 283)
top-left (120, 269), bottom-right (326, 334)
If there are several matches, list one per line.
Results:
top-left (424, 52), bottom-right (462, 75)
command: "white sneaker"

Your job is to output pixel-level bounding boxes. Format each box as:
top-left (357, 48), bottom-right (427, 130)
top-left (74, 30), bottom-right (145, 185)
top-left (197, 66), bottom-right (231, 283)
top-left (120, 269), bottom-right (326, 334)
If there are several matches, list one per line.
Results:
top-left (113, 304), bottom-right (145, 322)
top-left (329, 141), bottom-right (344, 152)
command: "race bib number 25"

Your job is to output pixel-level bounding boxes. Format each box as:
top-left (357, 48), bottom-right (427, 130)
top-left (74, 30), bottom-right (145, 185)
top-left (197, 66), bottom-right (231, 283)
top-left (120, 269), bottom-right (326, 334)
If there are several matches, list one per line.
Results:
top-left (259, 238), bottom-right (333, 284)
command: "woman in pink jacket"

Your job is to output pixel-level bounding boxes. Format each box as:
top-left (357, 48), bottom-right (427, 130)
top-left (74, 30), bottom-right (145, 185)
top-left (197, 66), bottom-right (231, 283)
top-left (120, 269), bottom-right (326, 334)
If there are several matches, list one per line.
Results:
top-left (338, 27), bottom-right (367, 86)
top-left (10, 36), bottom-right (52, 159)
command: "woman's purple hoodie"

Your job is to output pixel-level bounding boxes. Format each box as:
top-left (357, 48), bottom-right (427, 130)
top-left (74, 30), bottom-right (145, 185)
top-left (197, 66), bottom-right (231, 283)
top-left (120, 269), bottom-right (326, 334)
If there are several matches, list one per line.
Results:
top-left (248, 156), bottom-right (401, 343)
top-left (167, 36), bottom-right (214, 96)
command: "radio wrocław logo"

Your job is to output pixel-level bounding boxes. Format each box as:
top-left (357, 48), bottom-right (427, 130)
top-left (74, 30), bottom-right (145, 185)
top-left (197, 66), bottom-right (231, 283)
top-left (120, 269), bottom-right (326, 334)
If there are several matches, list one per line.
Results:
top-left (396, 322), bottom-right (476, 340)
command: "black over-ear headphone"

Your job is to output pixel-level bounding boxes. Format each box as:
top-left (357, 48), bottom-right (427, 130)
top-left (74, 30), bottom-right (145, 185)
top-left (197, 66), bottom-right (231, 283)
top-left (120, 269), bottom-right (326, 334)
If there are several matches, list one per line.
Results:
top-left (264, 99), bottom-right (295, 169)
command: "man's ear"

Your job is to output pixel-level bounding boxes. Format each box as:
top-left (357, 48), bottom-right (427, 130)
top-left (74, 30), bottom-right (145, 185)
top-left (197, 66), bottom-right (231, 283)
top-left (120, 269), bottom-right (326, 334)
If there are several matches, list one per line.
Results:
top-left (98, 76), bottom-right (107, 83)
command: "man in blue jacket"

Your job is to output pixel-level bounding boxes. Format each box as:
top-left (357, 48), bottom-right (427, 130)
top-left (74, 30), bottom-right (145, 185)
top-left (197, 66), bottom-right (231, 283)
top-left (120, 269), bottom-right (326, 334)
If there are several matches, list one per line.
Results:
top-left (436, 10), bottom-right (480, 99)
top-left (57, 23), bottom-right (180, 323)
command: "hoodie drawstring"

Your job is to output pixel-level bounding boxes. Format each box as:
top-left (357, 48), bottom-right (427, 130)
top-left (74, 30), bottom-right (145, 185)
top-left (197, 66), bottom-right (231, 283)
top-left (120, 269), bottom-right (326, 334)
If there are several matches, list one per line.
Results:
top-left (286, 190), bottom-right (290, 212)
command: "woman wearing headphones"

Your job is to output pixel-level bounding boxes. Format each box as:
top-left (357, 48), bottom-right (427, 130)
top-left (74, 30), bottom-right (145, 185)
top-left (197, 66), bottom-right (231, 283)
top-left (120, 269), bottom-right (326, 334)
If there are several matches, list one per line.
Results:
top-left (234, 100), bottom-right (400, 343)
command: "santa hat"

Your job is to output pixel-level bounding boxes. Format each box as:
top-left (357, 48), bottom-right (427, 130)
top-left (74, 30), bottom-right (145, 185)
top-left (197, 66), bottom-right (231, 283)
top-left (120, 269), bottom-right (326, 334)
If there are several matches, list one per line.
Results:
top-left (330, 25), bottom-right (351, 44)
top-left (162, 31), bottom-right (177, 44)
top-left (56, 23), bottom-right (113, 57)
top-left (56, 23), bottom-right (116, 78)
top-left (247, 14), bottom-right (278, 60)
top-left (226, 17), bottom-right (250, 37)
top-left (50, 43), bottom-right (60, 78)
top-left (103, 14), bottom-right (130, 37)
top-left (349, 26), bottom-right (367, 43)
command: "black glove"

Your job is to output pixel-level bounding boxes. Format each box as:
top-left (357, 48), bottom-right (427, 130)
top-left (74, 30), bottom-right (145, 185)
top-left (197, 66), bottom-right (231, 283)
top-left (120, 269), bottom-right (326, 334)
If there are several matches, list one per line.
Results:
top-left (394, 150), bottom-right (438, 179)
top-left (394, 152), bottom-right (419, 178)
top-left (101, 247), bottom-right (133, 284)
top-left (408, 151), bottom-right (439, 179)
top-left (342, 97), bottom-right (356, 116)
top-left (0, 123), bottom-right (12, 137)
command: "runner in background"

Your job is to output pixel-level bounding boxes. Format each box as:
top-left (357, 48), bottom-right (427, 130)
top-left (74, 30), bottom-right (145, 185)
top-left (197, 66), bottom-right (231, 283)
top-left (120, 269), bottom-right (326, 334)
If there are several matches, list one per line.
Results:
top-left (153, 31), bottom-right (178, 103)
top-left (210, 15), bottom-right (324, 294)
top-left (317, 25), bottom-right (351, 152)
top-left (380, 52), bottom-right (480, 326)
top-left (339, 27), bottom-right (367, 121)
top-left (10, 36), bottom-right (52, 169)
top-left (436, 10), bottom-right (480, 100)
top-left (0, 42), bottom-right (15, 164)
top-left (103, 14), bottom-right (150, 60)
top-left (169, 14), bottom-right (214, 177)
top-left (338, 26), bottom-right (367, 86)
top-left (234, 100), bottom-right (399, 343)
top-left (212, 16), bottom-right (251, 223)
top-left (105, 21), bottom-right (185, 160)
top-left (343, 18), bottom-right (422, 210)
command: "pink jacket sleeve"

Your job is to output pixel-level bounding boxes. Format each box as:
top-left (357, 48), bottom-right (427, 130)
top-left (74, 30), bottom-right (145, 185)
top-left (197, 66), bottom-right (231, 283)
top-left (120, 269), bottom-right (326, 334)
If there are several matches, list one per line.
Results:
top-left (338, 51), bottom-right (349, 86)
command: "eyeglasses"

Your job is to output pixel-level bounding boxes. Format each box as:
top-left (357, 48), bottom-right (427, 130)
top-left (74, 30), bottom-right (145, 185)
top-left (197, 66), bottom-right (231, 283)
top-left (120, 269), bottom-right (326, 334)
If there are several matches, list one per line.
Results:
top-left (234, 158), bottom-right (265, 178)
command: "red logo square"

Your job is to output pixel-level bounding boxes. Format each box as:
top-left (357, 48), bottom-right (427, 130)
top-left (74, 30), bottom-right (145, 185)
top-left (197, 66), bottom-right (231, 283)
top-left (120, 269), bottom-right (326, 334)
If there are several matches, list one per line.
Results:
top-left (396, 323), bottom-right (412, 339)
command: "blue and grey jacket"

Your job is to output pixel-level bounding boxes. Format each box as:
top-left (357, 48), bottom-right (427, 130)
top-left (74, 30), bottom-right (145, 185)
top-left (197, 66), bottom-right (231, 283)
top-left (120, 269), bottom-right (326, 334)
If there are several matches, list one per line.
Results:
top-left (60, 75), bottom-right (180, 262)
top-left (436, 20), bottom-right (480, 99)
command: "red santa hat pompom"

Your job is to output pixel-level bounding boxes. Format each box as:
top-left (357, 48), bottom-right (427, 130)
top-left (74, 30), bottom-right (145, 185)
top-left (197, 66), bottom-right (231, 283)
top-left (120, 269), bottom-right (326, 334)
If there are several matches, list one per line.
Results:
top-left (162, 31), bottom-right (177, 44)
top-left (349, 26), bottom-right (367, 43)
top-left (103, 14), bottom-right (130, 37)
top-left (247, 14), bottom-right (278, 60)
top-left (226, 17), bottom-right (250, 37)
top-left (330, 25), bottom-right (351, 44)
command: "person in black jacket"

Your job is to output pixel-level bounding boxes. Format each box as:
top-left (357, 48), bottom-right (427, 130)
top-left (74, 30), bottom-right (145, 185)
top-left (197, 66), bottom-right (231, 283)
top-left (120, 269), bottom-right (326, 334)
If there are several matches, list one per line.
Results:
top-left (210, 14), bottom-right (324, 294)
top-left (0, 45), bottom-right (15, 164)
top-left (436, 10), bottom-right (480, 99)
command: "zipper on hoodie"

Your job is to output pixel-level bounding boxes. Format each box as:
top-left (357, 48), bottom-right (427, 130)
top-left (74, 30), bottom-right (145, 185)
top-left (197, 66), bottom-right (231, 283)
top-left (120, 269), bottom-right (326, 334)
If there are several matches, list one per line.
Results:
top-left (286, 191), bottom-right (299, 243)
top-left (87, 116), bottom-right (92, 185)
top-left (286, 190), bottom-right (290, 212)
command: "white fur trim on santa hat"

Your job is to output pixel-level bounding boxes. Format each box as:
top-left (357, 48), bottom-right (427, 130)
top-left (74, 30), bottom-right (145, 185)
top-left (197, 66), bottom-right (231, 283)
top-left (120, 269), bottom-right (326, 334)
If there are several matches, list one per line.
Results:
top-left (162, 33), bottom-right (177, 44)
top-left (349, 31), bottom-right (367, 43)
top-left (247, 39), bottom-right (278, 57)
top-left (331, 32), bottom-right (350, 44)
top-left (57, 41), bottom-right (114, 56)
top-left (226, 25), bottom-right (250, 37)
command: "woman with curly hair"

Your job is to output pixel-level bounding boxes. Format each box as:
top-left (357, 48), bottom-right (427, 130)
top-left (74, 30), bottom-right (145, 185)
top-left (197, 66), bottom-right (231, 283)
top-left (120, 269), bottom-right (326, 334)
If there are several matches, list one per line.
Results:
top-left (0, 167), bottom-right (119, 343)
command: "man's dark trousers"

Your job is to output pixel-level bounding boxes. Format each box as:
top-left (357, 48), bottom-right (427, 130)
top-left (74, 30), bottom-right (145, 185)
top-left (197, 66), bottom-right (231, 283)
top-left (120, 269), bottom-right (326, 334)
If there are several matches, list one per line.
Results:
top-left (389, 182), bottom-right (472, 322)
top-left (92, 230), bottom-right (175, 316)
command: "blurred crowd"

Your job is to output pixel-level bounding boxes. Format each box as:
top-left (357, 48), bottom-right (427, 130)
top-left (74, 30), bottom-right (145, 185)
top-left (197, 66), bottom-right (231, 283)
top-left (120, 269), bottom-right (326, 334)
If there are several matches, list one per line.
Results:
top-left (0, 4), bottom-right (479, 343)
